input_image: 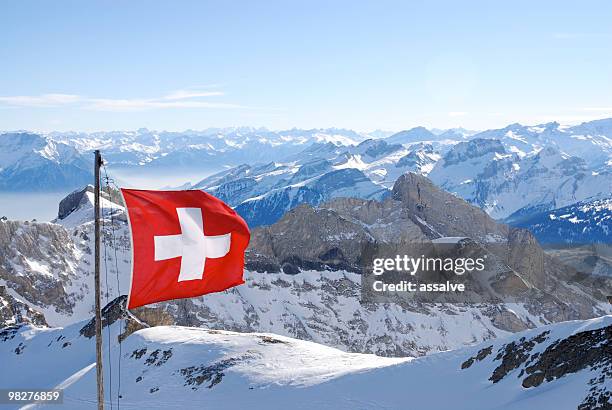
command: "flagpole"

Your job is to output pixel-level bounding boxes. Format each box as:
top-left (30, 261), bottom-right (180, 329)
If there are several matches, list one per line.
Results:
top-left (94, 150), bottom-right (104, 410)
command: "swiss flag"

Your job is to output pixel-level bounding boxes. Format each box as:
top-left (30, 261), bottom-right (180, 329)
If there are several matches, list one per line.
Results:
top-left (121, 189), bottom-right (250, 309)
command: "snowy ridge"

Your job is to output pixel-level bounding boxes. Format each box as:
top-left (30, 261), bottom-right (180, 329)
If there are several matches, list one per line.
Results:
top-left (1, 313), bottom-right (610, 409)
top-left (429, 139), bottom-right (611, 220)
top-left (0, 132), bottom-right (90, 191)
top-left (2, 118), bottom-right (610, 242)
top-left (191, 140), bottom-right (443, 227)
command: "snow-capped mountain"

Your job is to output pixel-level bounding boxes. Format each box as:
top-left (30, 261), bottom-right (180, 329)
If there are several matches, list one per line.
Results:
top-left (0, 128), bottom-right (375, 192)
top-left (2, 299), bottom-right (610, 410)
top-left (2, 118), bottom-right (611, 243)
top-left (49, 127), bottom-right (370, 169)
top-left (385, 126), bottom-right (437, 144)
top-left (425, 119), bottom-right (611, 225)
top-left (429, 138), bottom-right (611, 220)
top-left (190, 160), bottom-right (388, 227)
top-left (192, 139), bottom-right (439, 227)
top-left (471, 120), bottom-right (612, 167)
top-left (386, 126), bottom-right (477, 145)
top-left (0, 132), bottom-right (90, 191)
top-left (190, 138), bottom-right (444, 227)
top-left (512, 198), bottom-right (611, 244)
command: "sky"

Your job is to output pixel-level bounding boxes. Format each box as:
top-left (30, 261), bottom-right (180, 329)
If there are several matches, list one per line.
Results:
top-left (1, 0), bottom-right (612, 133)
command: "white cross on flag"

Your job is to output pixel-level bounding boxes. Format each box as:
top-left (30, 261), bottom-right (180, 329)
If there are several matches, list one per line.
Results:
top-left (121, 189), bottom-right (250, 309)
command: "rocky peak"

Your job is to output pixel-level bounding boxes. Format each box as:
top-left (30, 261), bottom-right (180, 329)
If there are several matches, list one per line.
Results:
top-left (356, 139), bottom-right (403, 159)
top-left (392, 172), bottom-right (507, 240)
top-left (57, 185), bottom-right (96, 220)
top-left (248, 204), bottom-right (374, 274)
top-left (442, 138), bottom-right (506, 166)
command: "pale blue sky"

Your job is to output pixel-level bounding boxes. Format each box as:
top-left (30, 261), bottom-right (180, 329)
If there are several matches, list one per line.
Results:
top-left (1, 0), bottom-right (611, 132)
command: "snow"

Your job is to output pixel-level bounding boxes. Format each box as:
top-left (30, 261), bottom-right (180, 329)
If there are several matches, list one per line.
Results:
top-left (432, 236), bottom-right (467, 244)
top-left (57, 191), bottom-right (124, 229)
top-left (3, 315), bottom-right (610, 410)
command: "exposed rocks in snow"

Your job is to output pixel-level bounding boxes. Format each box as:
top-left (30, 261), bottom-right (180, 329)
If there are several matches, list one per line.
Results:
top-left (0, 285), bottom-right (47, 327)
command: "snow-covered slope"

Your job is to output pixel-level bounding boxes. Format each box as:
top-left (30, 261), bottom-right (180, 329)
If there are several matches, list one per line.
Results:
top-left (429, 139), bottom-right (611, 220)
top-left (49, 128), bottom-right (370, 172)
top-left (0, 132), bottom-right (90, 192)
top-left (512, 198), bottom-right (611, 244)
top-left (2, 309), bottom-right (610, 410)
top-left (471, 120), bottom-right (612, 167)
top-left (190, 139), bottom-right (445, 227)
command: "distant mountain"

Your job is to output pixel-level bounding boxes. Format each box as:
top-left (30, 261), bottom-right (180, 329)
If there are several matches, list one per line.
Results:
top-left (511, 198), bottom-right (611, 244)
top-left (385, 126), bottom-right (437, 145)
top-left (190, 137), bottom-right (447, 227)
top-left (432, 127), bottom-right (478, 139)
top-left (0, 132), bottom-right (90, 191)
top-left (1, 118), bottom-right (610, 230)
top-left (429, 138), bottom-right (611, 220)
top-left (193, 160), bottom-right (388, 227)
top-left (471, 120), bottom-right (612, 167)
top-left (49, 127), bottom-right (370, 170)
top-left (0, 128), bottom-right (374, 191)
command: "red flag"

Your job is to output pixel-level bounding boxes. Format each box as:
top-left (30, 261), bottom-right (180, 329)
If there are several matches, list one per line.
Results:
top-left (121, 189), bottom-right (250, 309)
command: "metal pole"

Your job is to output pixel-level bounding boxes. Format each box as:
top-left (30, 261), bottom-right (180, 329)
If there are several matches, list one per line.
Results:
top-left (94, 150), bottom-right (104, 410)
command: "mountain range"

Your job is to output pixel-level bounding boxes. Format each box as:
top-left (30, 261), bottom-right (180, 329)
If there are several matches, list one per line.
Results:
top-left (1, 118), bottom-right (610, 242)
top-left (1, 167), bottom-right (610, 408)
top-left (1, 173), bottom-right (610, 353)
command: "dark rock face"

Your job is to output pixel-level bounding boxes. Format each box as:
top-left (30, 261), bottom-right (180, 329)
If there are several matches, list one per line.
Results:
top-left (461, 345), bottom-right (492, 369)
top-left (57, 185), bottom-right (122, 220)
top-left (0, 324), bottom-right (21, 342)
top-left (80, 295), bottom-right (174, 341)
top-left (58, 186), bottom-right (95, 220)
top-left (480, 326), bottom-right (612, 410)
top-left (489, 331), bottom-right (550, 383)
top-left (462, 322), bottom-right (612, 409)
top-left (247, 204), bottom-right (377, 274)
top-left (0, 220), bottom-right (76, 316)
top-left (392, 172), bottom-right (507, 240)
top-left (80, 295), bottom-right (128, 338)
top-left (520, 326), bottom-right (611, 392)
top-left (179, 355), bottom-right (252, 389)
